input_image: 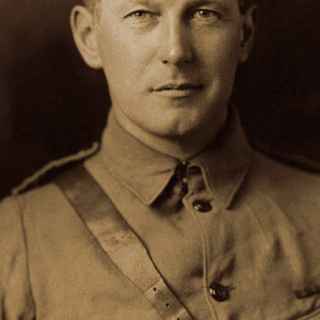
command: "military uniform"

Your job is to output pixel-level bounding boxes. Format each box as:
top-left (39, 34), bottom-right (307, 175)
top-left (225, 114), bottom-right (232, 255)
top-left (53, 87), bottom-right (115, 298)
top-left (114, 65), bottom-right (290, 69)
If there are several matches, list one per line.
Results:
top-left (1, 108), bottom-right (320, 320)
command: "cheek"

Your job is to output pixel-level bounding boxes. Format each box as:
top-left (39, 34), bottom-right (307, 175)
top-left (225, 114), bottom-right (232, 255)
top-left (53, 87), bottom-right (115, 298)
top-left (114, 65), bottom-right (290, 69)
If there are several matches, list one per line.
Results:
top-left (99, 35), bottom-right (150, 91)
top-left (198, 30), bottom-right (242, 75)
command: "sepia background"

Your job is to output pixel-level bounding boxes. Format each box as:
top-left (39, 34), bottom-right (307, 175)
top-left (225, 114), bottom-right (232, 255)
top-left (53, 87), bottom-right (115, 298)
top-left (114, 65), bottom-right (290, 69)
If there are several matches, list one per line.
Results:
top-left (1, 0), bottom-right (320, 198)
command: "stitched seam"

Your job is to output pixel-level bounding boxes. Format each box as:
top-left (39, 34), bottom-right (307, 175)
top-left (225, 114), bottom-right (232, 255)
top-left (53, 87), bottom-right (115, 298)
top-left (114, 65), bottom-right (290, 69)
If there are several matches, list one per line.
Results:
top-left (244, 191), bottom-right (302, 278)
top-left (15, 195), bottom-right (37, 318)
top-left (12, 142), bottom-right (99, 196)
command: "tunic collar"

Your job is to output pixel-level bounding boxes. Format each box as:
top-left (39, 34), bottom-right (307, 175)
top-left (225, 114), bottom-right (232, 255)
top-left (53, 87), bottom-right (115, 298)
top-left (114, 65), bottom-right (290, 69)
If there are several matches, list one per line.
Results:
top-left (101, 107), bottom-right (253, 209)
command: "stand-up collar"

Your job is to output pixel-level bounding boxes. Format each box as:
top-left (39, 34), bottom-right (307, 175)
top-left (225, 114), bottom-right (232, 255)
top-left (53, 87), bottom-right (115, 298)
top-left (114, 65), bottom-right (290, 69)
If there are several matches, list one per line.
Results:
top-left (101, 107), bottom-right (253, 208)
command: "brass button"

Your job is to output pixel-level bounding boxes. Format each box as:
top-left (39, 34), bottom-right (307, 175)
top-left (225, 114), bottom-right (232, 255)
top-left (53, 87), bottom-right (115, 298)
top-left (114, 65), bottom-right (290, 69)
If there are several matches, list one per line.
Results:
top-left (192, 200), bottom-right (212, 213)
top-left (182, 177), bottom-right (188, 184)
top-left (209, 282), bottom-right (230, 302)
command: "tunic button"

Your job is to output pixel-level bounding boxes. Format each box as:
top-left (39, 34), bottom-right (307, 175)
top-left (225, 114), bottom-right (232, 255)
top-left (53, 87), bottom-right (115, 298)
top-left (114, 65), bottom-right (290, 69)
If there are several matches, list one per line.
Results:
top-left (192, 200), bottom-right (212, 213)
top-left (209, 282), bottom-right (230, 302)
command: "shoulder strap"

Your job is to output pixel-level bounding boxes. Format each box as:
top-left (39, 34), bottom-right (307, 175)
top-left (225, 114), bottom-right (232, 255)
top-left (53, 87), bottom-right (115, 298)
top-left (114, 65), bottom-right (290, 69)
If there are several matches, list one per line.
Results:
top-left (55, 165), bottom-right (193, 320)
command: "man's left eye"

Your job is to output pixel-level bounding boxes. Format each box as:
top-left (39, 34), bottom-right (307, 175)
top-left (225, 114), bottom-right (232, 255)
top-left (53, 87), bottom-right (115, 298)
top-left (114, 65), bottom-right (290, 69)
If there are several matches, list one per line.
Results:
top-left (192, 9), bottom-right (221, 20)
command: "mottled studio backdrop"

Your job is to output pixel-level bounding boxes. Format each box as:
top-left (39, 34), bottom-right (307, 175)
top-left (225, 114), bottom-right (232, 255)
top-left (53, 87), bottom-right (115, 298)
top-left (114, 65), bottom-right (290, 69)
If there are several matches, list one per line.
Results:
top-left (1, 0), bottom-right (320, 198)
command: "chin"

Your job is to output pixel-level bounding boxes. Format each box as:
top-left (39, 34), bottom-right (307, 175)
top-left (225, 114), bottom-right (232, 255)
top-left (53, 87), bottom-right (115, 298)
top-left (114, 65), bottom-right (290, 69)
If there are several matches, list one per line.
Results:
top-left (148, 118), bottom-right (204, 139)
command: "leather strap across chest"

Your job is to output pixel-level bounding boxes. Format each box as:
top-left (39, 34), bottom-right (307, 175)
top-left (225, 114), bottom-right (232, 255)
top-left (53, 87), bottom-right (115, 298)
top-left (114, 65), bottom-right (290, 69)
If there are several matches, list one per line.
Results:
top-left (55, 165), bottom-right (193, 320)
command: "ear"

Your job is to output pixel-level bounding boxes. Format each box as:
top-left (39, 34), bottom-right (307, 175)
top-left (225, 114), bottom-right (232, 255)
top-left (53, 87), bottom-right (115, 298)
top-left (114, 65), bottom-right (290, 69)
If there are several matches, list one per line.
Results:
top-left (239, 5), bottom-right (257, 63)
top-left (70, 5), bottom-right (102, 69)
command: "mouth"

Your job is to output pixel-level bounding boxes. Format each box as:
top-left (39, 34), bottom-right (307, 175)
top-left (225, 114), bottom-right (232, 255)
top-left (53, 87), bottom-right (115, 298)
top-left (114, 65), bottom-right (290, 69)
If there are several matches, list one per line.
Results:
top-left (152, 82), bottom-right (204, 98)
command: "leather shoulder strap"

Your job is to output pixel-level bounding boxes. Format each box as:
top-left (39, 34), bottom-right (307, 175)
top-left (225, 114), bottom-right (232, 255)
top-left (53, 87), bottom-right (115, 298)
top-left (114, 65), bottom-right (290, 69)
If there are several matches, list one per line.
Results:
top-left (55, 165), bottom-right (193, 320)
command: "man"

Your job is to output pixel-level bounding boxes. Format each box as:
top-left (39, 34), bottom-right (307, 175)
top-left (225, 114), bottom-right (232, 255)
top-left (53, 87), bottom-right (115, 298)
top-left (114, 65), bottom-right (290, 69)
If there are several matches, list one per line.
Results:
top-left (1, 0), bottom-right (320, 319)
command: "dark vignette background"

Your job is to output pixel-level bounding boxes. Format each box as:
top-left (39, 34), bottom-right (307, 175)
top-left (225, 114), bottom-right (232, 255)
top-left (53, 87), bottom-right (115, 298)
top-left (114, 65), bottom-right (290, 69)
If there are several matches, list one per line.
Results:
top-left (0, 0), bottom-right (320, 198)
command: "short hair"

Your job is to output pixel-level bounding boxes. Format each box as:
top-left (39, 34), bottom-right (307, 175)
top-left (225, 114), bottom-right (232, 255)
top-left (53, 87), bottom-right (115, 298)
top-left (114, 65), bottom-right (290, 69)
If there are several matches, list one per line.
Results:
top-left (82, 0), bottom-right (97, 10)
top-left (82, 0), bottom-right (101, 21)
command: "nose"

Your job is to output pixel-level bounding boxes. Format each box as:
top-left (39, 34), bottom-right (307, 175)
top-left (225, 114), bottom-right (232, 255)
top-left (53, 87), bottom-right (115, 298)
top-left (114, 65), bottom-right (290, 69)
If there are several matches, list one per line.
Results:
top-left (160, 18), bottom-right (194, 66)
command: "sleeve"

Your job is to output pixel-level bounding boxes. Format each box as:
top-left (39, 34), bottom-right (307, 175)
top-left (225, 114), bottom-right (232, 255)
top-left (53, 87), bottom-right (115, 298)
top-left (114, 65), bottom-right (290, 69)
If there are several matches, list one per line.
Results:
top-left (0, 197), bottom-right (35, 320)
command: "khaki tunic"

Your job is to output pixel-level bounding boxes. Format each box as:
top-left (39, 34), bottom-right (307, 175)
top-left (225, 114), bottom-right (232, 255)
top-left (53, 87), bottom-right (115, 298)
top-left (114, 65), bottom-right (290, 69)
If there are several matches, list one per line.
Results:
top-left (1, 109), bottom-right (320, 320)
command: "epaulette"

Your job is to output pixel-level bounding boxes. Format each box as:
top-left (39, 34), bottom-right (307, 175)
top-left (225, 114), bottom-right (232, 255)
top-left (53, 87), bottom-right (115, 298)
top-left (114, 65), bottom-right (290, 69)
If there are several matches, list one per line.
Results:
top-left (11, 143), bottom-right (99, 196)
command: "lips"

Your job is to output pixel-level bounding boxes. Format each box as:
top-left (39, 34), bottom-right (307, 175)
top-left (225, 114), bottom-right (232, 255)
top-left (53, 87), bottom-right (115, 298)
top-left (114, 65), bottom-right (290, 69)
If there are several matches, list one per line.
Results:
top-left (153, 82), bottom-right (203, 92)
top-left (152, 82), bottom-right (204, 98)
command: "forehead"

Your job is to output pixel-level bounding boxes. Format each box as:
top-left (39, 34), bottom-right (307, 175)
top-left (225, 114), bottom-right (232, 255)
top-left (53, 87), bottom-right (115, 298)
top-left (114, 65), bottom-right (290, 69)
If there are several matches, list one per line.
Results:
top-left (109, 0), bottom-right (238, 9)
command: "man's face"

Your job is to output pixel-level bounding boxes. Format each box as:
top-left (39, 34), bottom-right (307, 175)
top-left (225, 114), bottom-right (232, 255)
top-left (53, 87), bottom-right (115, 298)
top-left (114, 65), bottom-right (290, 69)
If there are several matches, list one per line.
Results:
top-left (91, 0), bottom-right (252, 138)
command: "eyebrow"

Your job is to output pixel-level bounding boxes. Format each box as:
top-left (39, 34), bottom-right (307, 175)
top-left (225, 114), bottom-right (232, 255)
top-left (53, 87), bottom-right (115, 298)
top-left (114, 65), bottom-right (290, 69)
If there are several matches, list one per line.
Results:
top-left (113, 0), bottom-right (153, 16)
top-left (118, 0), bottom-right (152, 6)
top-left (185, 0), bottom-right (231, 10)
top-left (118, 0), bottom-right (229, 6)
top-left (187, 0), bottom-right (226, 5)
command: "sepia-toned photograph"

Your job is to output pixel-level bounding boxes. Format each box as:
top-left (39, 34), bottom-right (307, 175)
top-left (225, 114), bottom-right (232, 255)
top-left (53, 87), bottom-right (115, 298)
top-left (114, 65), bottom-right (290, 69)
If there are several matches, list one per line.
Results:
top-left (1, 0), bottom-right (320, 319)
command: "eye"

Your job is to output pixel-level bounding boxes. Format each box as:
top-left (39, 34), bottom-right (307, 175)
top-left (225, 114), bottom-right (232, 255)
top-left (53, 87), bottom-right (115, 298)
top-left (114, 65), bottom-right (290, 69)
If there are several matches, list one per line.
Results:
top-left (124, 10), bottom-right (156, 20)
top-left (192, 9), bottom-right (222, 21)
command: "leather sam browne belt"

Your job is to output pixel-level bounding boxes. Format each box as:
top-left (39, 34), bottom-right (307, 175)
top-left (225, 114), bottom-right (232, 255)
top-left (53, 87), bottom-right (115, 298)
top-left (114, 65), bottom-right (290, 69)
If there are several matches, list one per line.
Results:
top-left (55, 165), bottom-right (193, 320)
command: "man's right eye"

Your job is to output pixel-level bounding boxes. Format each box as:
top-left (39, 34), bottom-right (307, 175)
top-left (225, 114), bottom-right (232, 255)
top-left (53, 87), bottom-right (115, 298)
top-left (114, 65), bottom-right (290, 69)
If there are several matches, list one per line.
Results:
top-left (124, 10), bottom-right (155, 20)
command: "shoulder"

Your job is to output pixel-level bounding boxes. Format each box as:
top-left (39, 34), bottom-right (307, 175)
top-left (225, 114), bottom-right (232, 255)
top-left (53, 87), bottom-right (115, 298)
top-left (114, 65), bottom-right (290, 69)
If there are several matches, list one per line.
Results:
top-left (0, 196), bottom-right (35, 315)
top-left (0, 185), bottom-right (66, 261)
top-left (243, 149), bottom-right (320, 219)
top-left (0, 167), bottom-right (80, 316)
top-left (251, 150), bottom-right (320, 194)
top-left (11, 143), bottom-right (99, 196)
top-left (0, 196), bottom-right (23, 242)
top-left (0, 143), bottom-right (100, 238)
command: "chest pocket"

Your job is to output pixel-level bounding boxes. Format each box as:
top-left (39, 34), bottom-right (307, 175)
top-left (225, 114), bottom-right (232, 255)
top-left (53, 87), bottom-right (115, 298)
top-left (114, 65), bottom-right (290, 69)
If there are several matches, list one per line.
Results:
top-left (206, 192), bottom-right (320, 320)
top-left (240, 194), bottom-right (320, 320)
top-left (296, 286), bottom-right (320, 301)
top-left (293, 274), bottom-right (320, 320)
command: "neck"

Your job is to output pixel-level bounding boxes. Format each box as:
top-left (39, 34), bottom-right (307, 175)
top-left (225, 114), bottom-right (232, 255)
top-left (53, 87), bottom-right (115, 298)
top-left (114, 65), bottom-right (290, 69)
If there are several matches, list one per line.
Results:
top-left (113, 108), bottom-right (228, 161)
